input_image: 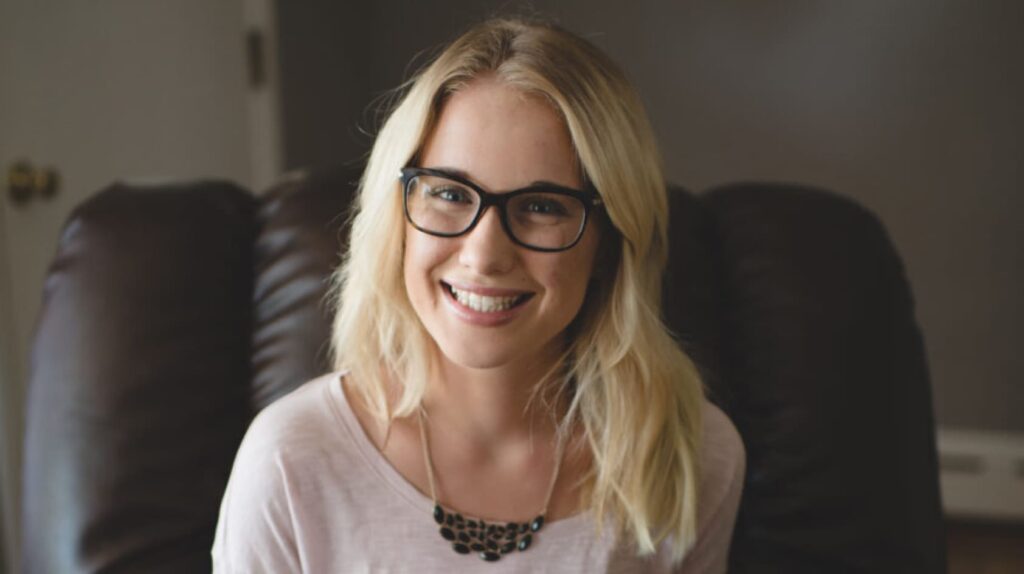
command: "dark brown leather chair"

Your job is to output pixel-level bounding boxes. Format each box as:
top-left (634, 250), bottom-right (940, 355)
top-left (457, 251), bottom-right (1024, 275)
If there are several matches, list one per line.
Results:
top-left (21, 164), bottom-right (947, 573)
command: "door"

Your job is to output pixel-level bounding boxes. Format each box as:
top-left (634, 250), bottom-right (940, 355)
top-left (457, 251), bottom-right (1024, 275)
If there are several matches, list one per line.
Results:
top-left (0, 2), bottom-right (279, 570)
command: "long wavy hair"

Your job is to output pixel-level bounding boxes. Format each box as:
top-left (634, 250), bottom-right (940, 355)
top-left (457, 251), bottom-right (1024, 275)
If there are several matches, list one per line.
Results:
top-left (329, 17), bottom-right (705, 562)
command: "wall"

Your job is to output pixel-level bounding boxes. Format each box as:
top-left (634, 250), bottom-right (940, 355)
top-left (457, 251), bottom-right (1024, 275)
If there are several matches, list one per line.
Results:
top-left (276, 0), bottom-right (1023, 433)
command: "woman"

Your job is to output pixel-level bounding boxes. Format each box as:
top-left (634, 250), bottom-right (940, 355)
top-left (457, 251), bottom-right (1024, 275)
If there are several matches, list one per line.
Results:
top-left (213, 17), bottom-right (745, 573)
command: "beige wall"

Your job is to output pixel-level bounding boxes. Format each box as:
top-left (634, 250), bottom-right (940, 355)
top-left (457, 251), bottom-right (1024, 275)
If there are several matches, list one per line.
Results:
top-left (278, 0), bottom-right (1023, 432)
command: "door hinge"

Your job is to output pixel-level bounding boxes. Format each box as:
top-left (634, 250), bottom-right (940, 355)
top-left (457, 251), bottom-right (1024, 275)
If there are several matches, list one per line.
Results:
top-left (246, 29), bottom-right (266, 89)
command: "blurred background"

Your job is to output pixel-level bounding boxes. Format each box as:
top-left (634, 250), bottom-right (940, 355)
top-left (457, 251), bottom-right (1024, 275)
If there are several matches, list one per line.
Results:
top-left (1, 0), bottom-right (1021, 572)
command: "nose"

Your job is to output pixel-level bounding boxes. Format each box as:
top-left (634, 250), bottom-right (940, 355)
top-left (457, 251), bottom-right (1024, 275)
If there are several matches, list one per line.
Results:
top-left (458, 206), bottom-right (517, 275)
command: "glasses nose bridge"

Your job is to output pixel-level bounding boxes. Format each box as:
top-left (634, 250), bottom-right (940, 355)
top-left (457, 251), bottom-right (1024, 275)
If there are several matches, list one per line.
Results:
top-left (467, 186), bottom-right (510, 233)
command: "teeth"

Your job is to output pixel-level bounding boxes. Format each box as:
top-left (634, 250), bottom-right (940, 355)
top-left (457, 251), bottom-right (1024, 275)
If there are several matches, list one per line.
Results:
top-left (448, 285), bottom-right (523, 313)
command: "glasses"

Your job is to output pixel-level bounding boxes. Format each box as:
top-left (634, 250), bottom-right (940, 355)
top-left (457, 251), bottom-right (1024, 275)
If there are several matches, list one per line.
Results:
top-left (399, 167), bottom-right (602, 252)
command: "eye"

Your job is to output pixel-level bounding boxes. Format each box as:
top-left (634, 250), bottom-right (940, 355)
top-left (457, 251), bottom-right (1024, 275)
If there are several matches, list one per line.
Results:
top-left (520, 196), bottom-right (571, 217)
top-left (426, 185), bottom-right (473, 204)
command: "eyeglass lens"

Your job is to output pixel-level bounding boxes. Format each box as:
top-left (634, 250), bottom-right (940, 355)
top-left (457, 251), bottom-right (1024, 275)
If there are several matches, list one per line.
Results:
top-left (405, 174), bottom-right (587, 250)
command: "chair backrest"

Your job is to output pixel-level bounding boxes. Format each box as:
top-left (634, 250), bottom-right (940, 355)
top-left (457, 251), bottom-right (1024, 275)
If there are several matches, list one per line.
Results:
top-left (22, 168), bottom-right (946, 573)
top-left (701, 183), bottom-right (946, 573)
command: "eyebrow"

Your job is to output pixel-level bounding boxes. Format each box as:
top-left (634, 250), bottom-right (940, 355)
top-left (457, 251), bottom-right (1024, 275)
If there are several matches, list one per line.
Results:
top-left (425, 166), bottom-right (577, 191)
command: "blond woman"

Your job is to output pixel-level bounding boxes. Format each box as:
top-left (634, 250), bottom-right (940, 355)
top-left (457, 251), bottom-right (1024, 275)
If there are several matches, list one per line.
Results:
top-left (213, 17), bottom-right (745, 573)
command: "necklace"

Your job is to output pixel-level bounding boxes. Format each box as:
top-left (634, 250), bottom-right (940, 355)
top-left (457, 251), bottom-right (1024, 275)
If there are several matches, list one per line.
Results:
top-left (416, 407), bottom-right (563, 562)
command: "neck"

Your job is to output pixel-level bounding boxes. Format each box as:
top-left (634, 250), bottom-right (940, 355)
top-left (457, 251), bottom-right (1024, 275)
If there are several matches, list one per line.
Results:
top-left (421, 347), bottom-right (567, 454)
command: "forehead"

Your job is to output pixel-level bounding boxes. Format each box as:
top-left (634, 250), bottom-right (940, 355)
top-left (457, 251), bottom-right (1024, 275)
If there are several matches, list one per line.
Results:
top-left (419, 79), bottom-right (581, 191)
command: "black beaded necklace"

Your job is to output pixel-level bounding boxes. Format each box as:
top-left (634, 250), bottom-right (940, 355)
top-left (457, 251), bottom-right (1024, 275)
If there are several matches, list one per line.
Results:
top-left (416, 407), bottom-right (563, 562)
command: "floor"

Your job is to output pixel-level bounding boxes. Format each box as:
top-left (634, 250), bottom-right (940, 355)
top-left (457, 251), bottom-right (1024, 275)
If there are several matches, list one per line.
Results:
top-left (946, 520), bottom-right (1024, 574)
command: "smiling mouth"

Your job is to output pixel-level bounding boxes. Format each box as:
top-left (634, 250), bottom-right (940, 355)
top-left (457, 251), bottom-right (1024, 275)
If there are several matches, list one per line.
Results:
top-left (441, 281), bottom-right (534, 313)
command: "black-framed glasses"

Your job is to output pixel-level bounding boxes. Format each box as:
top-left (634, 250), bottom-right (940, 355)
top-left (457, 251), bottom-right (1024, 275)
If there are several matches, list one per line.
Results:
top-left (399, 167), bottom-right (602, 252)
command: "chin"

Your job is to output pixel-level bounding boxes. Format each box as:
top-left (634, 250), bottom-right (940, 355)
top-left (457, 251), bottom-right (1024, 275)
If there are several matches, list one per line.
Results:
top-left (434, 337), bottom-right (526, 371)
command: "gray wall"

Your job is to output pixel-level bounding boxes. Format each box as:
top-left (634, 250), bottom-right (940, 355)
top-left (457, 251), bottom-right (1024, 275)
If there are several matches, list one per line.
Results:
top-left (277, 0), bottom-right (1023, 433)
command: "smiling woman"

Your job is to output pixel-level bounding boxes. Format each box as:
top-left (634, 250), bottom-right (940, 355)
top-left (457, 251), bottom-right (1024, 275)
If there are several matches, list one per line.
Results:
top-left (212, 17), bottom-right (745, 573)
top-left (403, 79), bottom-right (601, 372)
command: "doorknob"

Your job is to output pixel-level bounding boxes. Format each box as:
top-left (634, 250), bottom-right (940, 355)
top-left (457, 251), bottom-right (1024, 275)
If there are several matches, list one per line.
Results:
top-left (7, 160), bottom-right (60, 206)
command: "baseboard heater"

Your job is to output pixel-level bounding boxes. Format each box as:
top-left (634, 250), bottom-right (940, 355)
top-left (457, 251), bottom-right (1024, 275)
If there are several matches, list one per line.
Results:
top-left (937, 427), bottom-right (1024, 521)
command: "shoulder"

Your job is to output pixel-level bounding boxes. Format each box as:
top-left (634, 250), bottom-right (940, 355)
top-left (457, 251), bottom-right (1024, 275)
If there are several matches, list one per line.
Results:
top-left (225, 372), bottom-right (352, 492)
top-left (697, 400), bottom-right (746, 513)
top-left (239, 373), bottom-right (341, 454)
top-left (655, 401), bottom-right (745, 573)
top-left (212, 372), bottom-right (348, 571)
top-left (669, 400), bottom-right (745, 572)
top-left (699, 400), bottom-right (746, 480)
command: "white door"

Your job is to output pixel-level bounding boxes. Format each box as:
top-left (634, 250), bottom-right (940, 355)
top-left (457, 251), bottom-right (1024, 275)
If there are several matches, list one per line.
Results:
top-left (0, 2), bottom-right (280, 570)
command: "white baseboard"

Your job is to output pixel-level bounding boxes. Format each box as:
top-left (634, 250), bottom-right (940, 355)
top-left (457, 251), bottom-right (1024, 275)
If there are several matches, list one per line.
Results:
top-left (938, 427), bottom-right (1024, 521)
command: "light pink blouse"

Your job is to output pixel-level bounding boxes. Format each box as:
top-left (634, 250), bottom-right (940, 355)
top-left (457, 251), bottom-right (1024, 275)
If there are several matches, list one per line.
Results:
top-left (212, 372), bottom-right (746, 573)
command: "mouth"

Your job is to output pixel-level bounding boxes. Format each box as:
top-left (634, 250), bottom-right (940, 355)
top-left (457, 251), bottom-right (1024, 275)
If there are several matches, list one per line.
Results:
top-left (441, 281), bottom-right (534, 314)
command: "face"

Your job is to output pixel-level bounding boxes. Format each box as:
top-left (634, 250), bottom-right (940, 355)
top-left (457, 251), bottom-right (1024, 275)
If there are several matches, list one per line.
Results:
top-left (403, 78), bottom-right (601, 373)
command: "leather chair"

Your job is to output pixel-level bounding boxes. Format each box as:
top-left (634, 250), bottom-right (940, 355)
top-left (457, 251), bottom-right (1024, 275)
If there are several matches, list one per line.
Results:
top-left (21, 163), bottom-right (948, 573)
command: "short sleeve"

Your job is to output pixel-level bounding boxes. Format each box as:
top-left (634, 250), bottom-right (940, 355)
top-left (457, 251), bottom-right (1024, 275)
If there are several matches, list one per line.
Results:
top-left (211, 409), bottom-right (303, 573)
top-left (675, 403), bottom-right (747, 574)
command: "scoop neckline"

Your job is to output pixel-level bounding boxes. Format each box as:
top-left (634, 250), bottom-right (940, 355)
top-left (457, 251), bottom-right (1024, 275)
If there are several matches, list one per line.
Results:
top-left (325, 372), bottom-right (594, 535)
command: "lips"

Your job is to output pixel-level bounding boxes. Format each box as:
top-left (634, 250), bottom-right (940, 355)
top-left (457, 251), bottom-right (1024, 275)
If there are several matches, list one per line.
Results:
top-left (441, 281), bottom-right (533, 314)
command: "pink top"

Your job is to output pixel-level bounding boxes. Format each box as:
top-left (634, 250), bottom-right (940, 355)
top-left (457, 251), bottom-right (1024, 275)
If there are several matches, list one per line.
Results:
top-left (212, 372), bottom-right (746, 573)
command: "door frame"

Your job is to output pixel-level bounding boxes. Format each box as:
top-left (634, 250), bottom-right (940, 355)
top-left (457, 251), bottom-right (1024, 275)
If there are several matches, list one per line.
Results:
top-left (0, 1), bottom-right (282, 569)
top-left (245, 0), bottom-right (283, 194)
top-left (0, 192), bottom-right (23, 574)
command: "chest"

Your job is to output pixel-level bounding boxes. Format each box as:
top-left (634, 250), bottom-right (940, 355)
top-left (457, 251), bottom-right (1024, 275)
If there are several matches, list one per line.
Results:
top-left (353, 405), bottom-right (589, 524)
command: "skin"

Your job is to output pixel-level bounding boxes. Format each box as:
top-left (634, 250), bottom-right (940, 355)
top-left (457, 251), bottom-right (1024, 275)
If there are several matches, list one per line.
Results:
top-left (348, 77), bottom-right (599, 522)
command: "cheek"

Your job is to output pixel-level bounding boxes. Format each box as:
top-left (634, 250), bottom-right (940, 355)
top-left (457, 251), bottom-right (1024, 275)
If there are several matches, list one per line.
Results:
top-left (566, 239), bottom-right (602, 310)
top-left (538, 248), bottom-right (598, 309)
top-left (403, 228), bottom-right (449, 298)
top-left (565, 261), bottom-right (597, 305)
top-left (565, 229), bottom-right (601, 292)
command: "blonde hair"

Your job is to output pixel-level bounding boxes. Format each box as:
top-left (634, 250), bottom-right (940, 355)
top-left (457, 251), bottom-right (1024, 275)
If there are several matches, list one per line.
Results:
top-left (330, 17), bottom-right (705, 562)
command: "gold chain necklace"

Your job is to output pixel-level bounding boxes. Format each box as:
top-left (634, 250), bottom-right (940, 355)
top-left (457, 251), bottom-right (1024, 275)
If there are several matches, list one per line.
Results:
top-left (416, 407), bottom-right (563, 562)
